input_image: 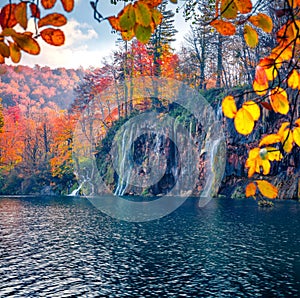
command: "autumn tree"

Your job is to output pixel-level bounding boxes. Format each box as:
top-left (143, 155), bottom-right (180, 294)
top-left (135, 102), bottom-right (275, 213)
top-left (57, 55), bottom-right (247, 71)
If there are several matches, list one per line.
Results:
top-left (90, 0), bottom-right (300, 201)
top-left (50, 112), bottom-right (76, 193)
top-left (150, 0), bottom-right (177, 75)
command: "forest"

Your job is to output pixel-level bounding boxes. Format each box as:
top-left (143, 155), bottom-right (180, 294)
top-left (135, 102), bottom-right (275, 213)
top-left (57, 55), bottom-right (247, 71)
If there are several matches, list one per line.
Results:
top-left (0, 0), bottom-right (299, 202)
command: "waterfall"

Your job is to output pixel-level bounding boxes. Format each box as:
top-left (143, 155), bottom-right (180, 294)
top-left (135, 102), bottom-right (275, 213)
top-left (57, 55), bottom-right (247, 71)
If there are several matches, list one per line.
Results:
top-left (68, 182), bottom-right (83, 196)
top-left (216, 100), bottom-right (223, 121)
top-left (68, 167), bottom-right (96, 197)
top-left (114, 127), bottom-right (134, 196)
top-left (199, 137), bottom-right (225, 207)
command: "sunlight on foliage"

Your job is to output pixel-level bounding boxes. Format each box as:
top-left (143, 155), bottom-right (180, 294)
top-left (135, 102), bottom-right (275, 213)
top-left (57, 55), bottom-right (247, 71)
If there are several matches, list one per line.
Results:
top-left (210, 20), bottom-right (236, 36)
top-left (246, 180), bottom-right (278, 199)
top-left (108, 0), bottom-right (163, 44)
top-left (249, 13), bottom-right (273, 33)
top-left (222, 99), bottom-right (260, 135)
top-left (245, 182), bottom-right (256, 197)
top-left (222, 96), bottom-right (237, 118)
top-left (244, 24), bottom-right (258, 48)
top-left (269, 87), bottom-right (289, 115)
top-left (255, 180), bottom-right (278, 199)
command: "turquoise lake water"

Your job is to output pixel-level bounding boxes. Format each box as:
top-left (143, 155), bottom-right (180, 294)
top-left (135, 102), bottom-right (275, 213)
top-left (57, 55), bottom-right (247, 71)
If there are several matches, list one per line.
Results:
top-left (0, 196), bottom-right (299, 297)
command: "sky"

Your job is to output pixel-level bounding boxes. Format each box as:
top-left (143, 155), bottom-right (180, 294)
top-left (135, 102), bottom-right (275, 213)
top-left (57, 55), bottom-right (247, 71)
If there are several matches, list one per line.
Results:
top-left (18, 0), bottom-right (191, 69)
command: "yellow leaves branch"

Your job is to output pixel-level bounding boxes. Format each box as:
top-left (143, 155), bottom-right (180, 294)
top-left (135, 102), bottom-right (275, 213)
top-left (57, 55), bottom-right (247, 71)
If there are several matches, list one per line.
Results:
top-left (107, 0), bottom-right (163, 43)
top-left (222, 97), bottom-right (260, 135)
top-left (246, 180), bottom-right (278, 199)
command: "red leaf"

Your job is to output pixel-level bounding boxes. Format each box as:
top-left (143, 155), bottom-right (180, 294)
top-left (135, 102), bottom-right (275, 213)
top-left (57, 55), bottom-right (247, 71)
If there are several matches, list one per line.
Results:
top-left (61, 0), bottom-right (74, 12)
top-left (40, 28), bottom-right (65, 46)
top-left (38, 13), bottom-right (67, 28)
top-left (30, 3), bottom-right (41, 19)
top-left (0, 4), bottom-right (17, 29)
top-left (261, 102), bottom-right (273, 111)
top-left (41, 0), bottom-right (57, 10)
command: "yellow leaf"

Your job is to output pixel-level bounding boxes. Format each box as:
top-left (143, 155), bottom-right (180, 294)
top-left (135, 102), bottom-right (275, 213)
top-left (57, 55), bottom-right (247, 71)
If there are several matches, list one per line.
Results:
top-left (244, 24), bottom-right (258, 48)
top-left (0, 42), bottom-right (10, 58)
top-left (253, 79), bottom-right (268, 96)
top-left (265, 147), bottom-right (282, 161)
top-left (134, 24), bottom-right (152, 44)
top-left (255, 180), bottom-right (278, 199)
top-left (265, 67), bottom-right (278, 81)
top-left (278, 122), bottom-right (290, 138)
top-left (12, 32), bottom-right (40, 55)
top-left (248, 147), bottom-right (260, 159)
top-left (245, 147), bottom-right (260, 178)
top-left (287, 69), bottom-right (299, 89)
top-left (234, 0), bottom-right (252, 14)
top-left (293, 127), bottom-right (300, 147)
top-left (15, 2), bottom-right (28, 30)
top-left (287, 0), bottom-right (300, 8)
top-left (295, 118), bottom-right (300, 127)
top-left (234, 107), bottom-right (254, 135)
top-left (151, 8), bottom-right (163, 26)
top-left (269, 87), bottom-right (289, 114)
top-left (261, 159), bottom-right (271, 175)
top-left (246, 182), bottom-right (256, 197)
top-left (272, 44), bottom-right (293, 61)
top-left (9, 41), bottom-right (21, 63)
top-left (119, 4), bottom-right (136, 31)
top-left (248, 164), bottom-right (256, 178)
top-left (38, 13), bottom-right (67, 28)
top-left (210, 20), bottom-right (236, 36)
top-left (222, 96), bottom-right (237, 118)
top-left (282, 129), bottom-right (293, 153)
top-left (277, 22), bottom-right (296, 44)
top-left (259, 58), bottom-right (278, 81)
top-left (121, 29), bottom-right (135, 41)
top-left (249, 13), bottom-right (273, 33)
top-left (221, 0), bottom-right (238, 19)
top-left (259, 134), bottom-right (281, 147)
top-left (242, 101), bottom-right (260, 121)
top-left (134, 1), bottom-right (152, 27)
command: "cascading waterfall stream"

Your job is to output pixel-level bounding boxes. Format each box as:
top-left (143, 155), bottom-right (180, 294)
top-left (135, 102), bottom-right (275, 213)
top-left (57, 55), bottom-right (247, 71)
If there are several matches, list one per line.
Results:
top-left (68, 181), bottom-right (84, 196)
top-left (114, 127), bottom-right (134, 196)
top-left (199, 137), bottom-right (224, 207)
top-left (111, 112), bottom-right (224, 199)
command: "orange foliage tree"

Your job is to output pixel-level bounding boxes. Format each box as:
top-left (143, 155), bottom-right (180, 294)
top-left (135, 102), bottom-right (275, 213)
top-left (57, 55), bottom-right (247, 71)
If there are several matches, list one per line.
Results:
top-left (89, 0), bottom-right (300, 201)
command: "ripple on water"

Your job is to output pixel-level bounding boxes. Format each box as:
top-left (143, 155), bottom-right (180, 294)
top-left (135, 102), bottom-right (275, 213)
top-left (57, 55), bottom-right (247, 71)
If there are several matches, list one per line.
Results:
top-left (0, 197), bottom-right (299, 297)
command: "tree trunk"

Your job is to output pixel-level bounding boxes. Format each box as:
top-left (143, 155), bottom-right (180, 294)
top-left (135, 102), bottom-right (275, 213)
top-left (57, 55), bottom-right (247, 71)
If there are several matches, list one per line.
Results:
top-left (216, 34), bottom-right (223, 88)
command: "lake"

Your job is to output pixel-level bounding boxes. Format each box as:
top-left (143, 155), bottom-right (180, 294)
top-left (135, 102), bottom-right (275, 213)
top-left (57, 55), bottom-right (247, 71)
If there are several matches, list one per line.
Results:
top-left (0, 196), bottom-right (299, 297)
